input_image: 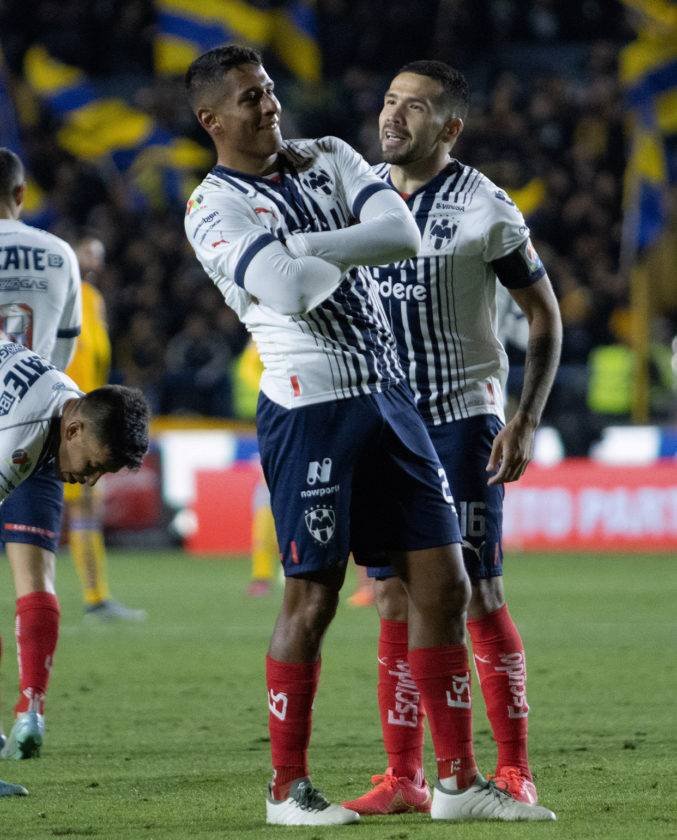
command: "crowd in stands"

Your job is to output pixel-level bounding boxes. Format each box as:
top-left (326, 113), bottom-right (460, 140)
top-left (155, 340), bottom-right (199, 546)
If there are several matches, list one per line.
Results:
top-left (1, 1), bottom-right (672, 453)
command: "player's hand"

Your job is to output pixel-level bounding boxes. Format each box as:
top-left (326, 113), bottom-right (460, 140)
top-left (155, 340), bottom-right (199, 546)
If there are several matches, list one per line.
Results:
top-left (486, 413), bottom-right (537, 485)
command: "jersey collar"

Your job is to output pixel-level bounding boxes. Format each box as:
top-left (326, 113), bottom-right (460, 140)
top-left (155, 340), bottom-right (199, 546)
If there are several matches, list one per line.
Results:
top-left (387, 159), bottom-right (461, 204)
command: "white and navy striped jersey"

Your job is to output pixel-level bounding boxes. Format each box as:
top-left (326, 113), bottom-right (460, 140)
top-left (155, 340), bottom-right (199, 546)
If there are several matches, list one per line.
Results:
top-left (0, 220), bottom-right (81, 369)
top-left (185, 136), bottom-right (404, 408)
top-left (0, 341), bottom-right (81, 502)
top-left (371, 160), bottom-right (544, 425)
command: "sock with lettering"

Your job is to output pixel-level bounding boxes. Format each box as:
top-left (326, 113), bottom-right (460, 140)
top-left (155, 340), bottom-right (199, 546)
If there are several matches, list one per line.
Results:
top-left (467, 604), bottom-right (530, 777)
top-left (14, 592), bottom-right (60, 716)
top-left (377, 619), bottom-right (424, 781)
top-left (408, 644), bottom-right (476, 789)
top-left (266, 655), bottom-right (320, 800)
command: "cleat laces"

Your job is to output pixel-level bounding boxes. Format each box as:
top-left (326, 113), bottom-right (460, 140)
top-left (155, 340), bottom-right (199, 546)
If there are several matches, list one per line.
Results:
top-left (295, 781), bottom-right (330, 812)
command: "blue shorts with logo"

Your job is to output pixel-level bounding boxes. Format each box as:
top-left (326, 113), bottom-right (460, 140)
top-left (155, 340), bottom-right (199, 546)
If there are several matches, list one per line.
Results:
top-left (0, 464), bottom-right (64, 553)
top-left (367, 413), bottom-right (505, 582)
top-left (257, 381), bottom-right (461, 578)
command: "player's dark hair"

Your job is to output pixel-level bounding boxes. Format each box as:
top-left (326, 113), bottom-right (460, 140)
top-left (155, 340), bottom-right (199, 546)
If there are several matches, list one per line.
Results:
top-left (0, 147), bottom-right (24, 200)
top-left (185, 44), bottom-right (263, 110)
top-left (397, 60), bottom-right (470, 120)
top-left (80, 385), bottom-right (150, 470)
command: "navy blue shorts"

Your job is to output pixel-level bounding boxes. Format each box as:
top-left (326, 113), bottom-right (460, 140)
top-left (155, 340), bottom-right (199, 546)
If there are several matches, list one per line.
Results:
top-left (0, 465), bottom-right (64, 553)
top-left (368, 414), bottom-right (505, 582)
top-left (257, 382), bottom-right (461, 578)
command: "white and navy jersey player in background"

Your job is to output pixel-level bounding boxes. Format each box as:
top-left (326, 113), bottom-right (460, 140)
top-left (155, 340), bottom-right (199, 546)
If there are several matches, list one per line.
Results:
top-left (0, 147), bottom-right (82, 765)
top-left (184, 44), bottom-right (556, 827)
top-left (342, 61), bottom-right (562, 819)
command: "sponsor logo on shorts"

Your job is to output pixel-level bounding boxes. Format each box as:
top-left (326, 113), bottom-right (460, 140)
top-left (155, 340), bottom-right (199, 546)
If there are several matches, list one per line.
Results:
top-left (304, 506), bottom-right (336, 545)
top-left (300, 482), bottom-right (340, 499)
top-left (307, 458), bottom-right (332, 485)
top-left (268, 689), bottom-right (288, 721)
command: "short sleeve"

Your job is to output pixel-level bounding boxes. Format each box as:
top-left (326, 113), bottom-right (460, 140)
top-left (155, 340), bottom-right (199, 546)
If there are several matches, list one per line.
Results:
top-left (320, 136), bottom-right (393, 218)
top-left (184, 188), bottom-right (277, 302)
top-left (481, 186), bottom-right (531, 263)
top-left (56, 241), bottom-right (82, 338)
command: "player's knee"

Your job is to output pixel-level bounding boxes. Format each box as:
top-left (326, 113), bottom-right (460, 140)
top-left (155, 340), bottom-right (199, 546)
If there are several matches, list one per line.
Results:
top-left (468, 576), bottom-right (505, 618)
top-left (375, 576), bottom-right (408, 621)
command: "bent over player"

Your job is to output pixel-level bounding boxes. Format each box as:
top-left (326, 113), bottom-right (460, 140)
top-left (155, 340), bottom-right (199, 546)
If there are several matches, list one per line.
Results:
top-left (184, 44), bottom-right (555, 826)
top-left (341, 61), bottom-right (562, 816)
top-left (0, 147), bottom-right (83, 759)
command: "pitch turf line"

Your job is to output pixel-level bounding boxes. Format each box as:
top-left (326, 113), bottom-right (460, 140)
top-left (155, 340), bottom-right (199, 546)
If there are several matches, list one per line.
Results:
top-left (0, 550), bottom-right (673, 839)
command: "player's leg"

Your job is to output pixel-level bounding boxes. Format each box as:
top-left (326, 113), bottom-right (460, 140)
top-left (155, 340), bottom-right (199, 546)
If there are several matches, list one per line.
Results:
top-left (0, 469), bottom-right (62, 760)
top-left (67, 483), bottom-right (146, 621)
top-left (247, 477), bottom-right (277, 597)
top-left (257, 393), bottom-right (372, 826)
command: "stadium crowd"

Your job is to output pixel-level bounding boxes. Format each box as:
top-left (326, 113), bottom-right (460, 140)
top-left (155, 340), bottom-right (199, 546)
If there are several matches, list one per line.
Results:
top-left (1, 0), bottom-right (670, 453)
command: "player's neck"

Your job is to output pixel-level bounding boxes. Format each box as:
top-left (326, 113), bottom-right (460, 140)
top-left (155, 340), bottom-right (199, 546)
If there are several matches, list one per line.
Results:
top-left (0, 203), bottom-right (19, 220)
top-left (389, 154), bottom-right (450, 196)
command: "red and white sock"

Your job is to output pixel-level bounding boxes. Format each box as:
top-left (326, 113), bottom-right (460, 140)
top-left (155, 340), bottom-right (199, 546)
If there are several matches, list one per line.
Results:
top-left (14, 592), bottom-right (60, 716)
top-left (377, 619), bottom-right (424, 781)
top-left (266, 655), bottom-right (320, 800)
top-left (408, 644), bottom-right (477, 789)
top-left (467, 604), bottom-right (530, 777)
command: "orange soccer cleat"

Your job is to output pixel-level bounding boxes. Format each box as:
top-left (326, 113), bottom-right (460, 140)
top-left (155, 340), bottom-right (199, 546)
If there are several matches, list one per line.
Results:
top-left (488, 766), bottom-right (538, 805)
top-left (342, 768), bottom-right (431, 815)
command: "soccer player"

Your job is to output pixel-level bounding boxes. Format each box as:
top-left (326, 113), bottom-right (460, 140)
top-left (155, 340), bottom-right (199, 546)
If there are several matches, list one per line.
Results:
top-left (184, 44), bottom-right (555, 825)
top-left (65, 236), bottom-right (146, 621)
top-left (341, 61), bottom-right (562, 816)
top-left (0, 338), bottom-right (149, 760)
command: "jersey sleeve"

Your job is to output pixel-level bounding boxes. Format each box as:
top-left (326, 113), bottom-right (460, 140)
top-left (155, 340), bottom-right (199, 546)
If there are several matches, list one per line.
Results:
top-left (321, 136), bottom-right (393, 218)
top-left (481, 186), bottom-right (531, 263)
top-left (52, 241), bottom-right (83, 370)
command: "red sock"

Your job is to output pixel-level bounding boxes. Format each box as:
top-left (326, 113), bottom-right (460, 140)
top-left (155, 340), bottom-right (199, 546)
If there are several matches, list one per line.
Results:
top-left (14, 592), bottom-right (60, 716)
top-left (408, 644), bottom-right (476, 788)
top-left (467, 604), bottom-right (530, 777)
top-left (266, 655), bottom-right (320, 800)
top-left (377, 619), bottom-right (423, 780)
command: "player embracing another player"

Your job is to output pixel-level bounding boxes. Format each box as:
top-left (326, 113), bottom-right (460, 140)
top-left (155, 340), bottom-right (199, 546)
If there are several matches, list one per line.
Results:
top-left (341, 61), bottom-right (563, 818)
top-left (185, 44), bottom-right (557, 825)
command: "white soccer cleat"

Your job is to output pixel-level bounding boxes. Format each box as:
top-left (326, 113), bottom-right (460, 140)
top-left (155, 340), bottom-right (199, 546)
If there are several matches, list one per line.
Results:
top-left (0, 712), bottom-right (44, 760)
top-left (266, 778), bottom-right (360, 825)
top-left (430, 774), bottom-right (556, 822)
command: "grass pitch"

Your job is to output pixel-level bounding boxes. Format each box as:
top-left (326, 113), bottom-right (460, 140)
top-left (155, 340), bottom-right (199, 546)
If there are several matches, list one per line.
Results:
top-left (0, 549), bottom-right (674, 839)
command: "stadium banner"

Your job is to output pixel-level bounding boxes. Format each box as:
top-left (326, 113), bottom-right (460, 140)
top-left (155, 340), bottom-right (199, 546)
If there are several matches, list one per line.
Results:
top-left (503, 459), bottom-right (677, 551)
top-left (186, 458), bottom-right (677, 554)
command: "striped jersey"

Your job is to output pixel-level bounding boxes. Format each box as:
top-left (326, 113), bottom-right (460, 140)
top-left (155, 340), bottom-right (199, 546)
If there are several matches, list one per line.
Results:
top-left (371, 160), bottom-right (543, 425)
top-left (0, 341), bottom-right (81, 503)
top-left (185, 136), bottom-right (403, 409)
top-left (0, 219), bottom-right (81, 367)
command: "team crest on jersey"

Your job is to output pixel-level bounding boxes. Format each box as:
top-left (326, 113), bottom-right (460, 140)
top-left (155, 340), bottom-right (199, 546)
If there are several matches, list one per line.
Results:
top-left (302, 168), bottom-right (333, 195)
top-left (304, 505), bottom-right (336, 545)
top-left (0, 390), bottom-right (16, 416)
top-left (429, 219), bottom-right (458, 250)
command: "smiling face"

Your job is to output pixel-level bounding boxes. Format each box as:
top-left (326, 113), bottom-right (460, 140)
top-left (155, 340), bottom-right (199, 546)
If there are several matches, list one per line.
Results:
top-left (196, 62), bottom-right (282, 174)
top-left (379, 72), bottom-right (462, 166)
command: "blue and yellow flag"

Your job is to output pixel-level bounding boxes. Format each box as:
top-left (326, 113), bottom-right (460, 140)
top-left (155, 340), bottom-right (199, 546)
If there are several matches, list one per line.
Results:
top-left (620, 0), bottom-right (677, 253)
top-left (154, 0), bottom-right (321, 82)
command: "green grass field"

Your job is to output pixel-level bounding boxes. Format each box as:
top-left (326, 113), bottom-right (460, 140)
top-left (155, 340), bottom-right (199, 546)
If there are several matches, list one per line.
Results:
top-left (0, 550), bottom-right (674, 839)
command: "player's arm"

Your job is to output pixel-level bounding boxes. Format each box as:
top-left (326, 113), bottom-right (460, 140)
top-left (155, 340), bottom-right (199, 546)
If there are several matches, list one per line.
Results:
top-left (285, 137), bottom-right (420, 269)
top-left (52, 241), bottom-right (82, 371)
top-left (486, 240), bottom-right (562, 485)
top-left (186, 194), bottom-right (343, 316)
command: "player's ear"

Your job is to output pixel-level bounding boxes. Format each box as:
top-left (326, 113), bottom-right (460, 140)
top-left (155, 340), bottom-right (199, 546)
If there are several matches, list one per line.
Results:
top-left (13, 182), bottom-right (25, 211)
top-left (197, 107), bottom-right (221, 135)
top-left (442, 117), bottom-right (464, 144)
top-left (64, 418), bottom-right (83, 441)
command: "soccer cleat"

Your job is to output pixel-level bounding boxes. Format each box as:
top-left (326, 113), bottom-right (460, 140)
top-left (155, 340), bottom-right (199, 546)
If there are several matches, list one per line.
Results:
top-left (246, 579), bottom-right (273, 598)
top-left (347, 583), bottom-right (375, 608)
top-left (84, 599), bottom-right (147, 622)
top-left (342, 768), bottom-right (431, 815)
top-left (488, 766), bottom-right (538, 804)
top-left (0, 779), bottom-right (28, 796)
top-left (0, 712), bottom-right (44, 760)
top-left (430, 774), bottom-right (556, 821)
top-left (266, 778), bottom-right (360, 825)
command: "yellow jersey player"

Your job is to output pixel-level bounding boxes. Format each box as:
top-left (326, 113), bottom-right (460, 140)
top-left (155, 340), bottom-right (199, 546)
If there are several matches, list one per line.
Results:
top-left (65, 237), bottom-right (146, 621)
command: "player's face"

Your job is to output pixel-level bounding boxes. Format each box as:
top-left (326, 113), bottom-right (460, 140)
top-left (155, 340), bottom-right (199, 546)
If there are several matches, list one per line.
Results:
top-left (199, 63), bottom-right (282, 170)
top-left (58, 427), bottom-right (118, 487)
top-left (379, 72), bottom-right (453, 165)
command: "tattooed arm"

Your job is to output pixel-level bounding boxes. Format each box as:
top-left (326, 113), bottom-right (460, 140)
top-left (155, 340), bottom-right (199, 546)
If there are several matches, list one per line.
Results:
top-left (487, 275), bottom-right (562, 485)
